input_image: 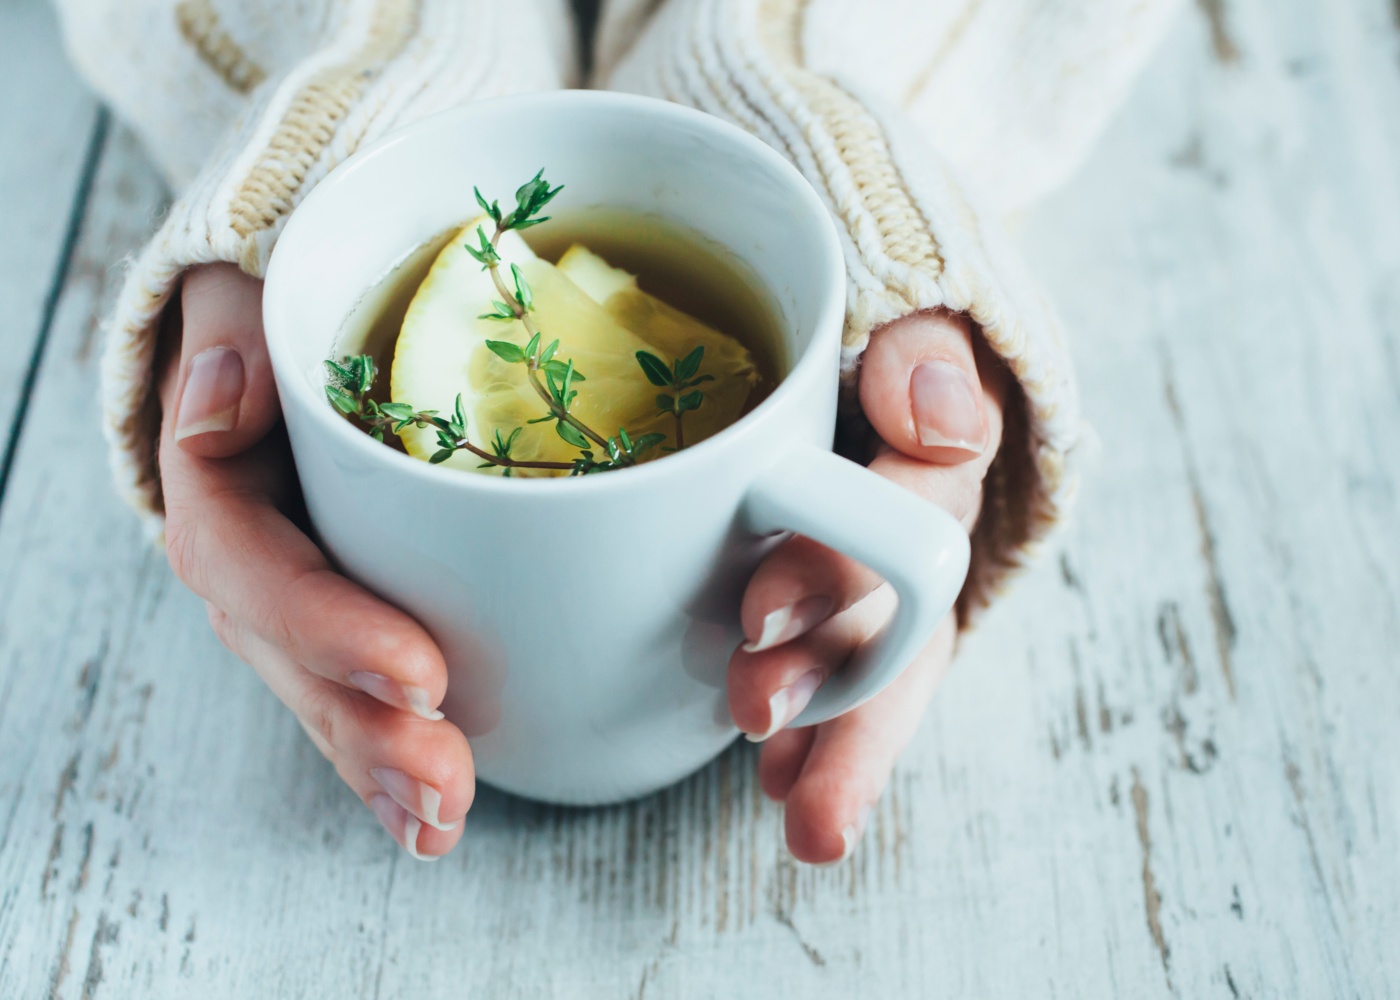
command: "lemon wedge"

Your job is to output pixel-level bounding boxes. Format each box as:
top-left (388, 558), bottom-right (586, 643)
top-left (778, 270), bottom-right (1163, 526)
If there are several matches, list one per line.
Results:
top-left (391, 219), bottom-right (758, 475)
top-left (557, 245), bottom-right (759, 434)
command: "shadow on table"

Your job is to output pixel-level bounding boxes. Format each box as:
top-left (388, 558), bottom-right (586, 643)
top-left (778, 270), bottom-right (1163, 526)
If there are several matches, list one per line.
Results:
top-left (457, 737), bottom-right (773, 919)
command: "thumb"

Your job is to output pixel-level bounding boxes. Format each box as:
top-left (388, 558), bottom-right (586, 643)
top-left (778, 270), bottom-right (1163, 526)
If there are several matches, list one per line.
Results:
top-left (858, 310), bottom-right (1002, 467)
top-left (170, 263), bottom-right (279, 458)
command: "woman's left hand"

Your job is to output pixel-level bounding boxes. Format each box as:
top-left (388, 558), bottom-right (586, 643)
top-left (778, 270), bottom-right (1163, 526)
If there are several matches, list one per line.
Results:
top-left (729, 310), bottom-right (1008, 863)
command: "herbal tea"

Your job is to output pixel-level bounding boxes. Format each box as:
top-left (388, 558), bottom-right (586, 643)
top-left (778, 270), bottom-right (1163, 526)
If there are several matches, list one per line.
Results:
top-left (328, 173), bottom-right (784, 477)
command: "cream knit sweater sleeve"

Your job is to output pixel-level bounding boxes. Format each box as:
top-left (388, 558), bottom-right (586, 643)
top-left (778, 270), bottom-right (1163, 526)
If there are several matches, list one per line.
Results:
top-left (54, 0), bottom-right (576, 527)
top-left (63, 0), bottom-right (1180, 613)
top-left (595, 0), bottom-right (1182, 610)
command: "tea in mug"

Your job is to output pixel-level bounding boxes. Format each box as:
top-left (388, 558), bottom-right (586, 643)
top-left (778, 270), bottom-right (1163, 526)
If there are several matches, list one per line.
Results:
top-left (330, 176), bottom-right (784, 477)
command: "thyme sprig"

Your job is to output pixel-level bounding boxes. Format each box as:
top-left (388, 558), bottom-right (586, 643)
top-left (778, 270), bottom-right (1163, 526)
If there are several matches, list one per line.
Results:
top-left (467, 173), bottom-right (619, 455)
top-left (324, 355), bottom-right (575, 475)
top-left (636, 346), bottom-right (713, 451)
top-left (325, 170), bottom-right (712, 476)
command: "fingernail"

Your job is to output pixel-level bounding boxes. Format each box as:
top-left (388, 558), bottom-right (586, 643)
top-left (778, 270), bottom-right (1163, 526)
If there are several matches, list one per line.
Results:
top-left (370, 793), bottom-right (439, 861)
top-left (745, 669), bottom-right (822, 743)
top-left (370, 767), bottom-right (459, 831)
top-left (175, 346), bottom-right (245, 441)
top-left (742, 595), bottom-right (833, 653)
top-left (822, 804), bottom-right (874, 866)
top-left (911, 360), bottom-right (986, 453)
top-left (348, 671), bottom-right (445, 721)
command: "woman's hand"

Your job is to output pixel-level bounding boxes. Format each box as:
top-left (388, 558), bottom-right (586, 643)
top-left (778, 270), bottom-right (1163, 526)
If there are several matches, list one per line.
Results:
top-left (157, 264), bottom-right (474, 860)
top-left (157, 266), bottom-right (1000, 866)
top-left (729, 310), bottom-right (1007, 864)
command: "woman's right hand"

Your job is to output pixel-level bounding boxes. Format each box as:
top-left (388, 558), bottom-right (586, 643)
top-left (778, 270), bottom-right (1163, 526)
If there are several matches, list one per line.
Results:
top-left (157, 263), bottom-right (474, 860)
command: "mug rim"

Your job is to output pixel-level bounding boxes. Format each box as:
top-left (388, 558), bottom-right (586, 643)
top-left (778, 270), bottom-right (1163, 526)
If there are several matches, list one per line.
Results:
top-left (263, 90), bottom-right (847, 496)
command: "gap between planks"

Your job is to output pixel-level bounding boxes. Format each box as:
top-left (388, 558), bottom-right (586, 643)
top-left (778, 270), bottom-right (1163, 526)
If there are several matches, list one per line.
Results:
top-left (0, 109), bottom-right (110, 509)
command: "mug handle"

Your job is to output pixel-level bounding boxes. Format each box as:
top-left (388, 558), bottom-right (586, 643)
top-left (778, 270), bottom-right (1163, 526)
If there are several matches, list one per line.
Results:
top-left (743, 446), bottom-right (971, 727)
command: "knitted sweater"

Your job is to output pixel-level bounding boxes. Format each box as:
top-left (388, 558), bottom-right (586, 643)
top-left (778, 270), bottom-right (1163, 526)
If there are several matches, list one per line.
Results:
top-left (55, 0), bottom-right (1183, 614)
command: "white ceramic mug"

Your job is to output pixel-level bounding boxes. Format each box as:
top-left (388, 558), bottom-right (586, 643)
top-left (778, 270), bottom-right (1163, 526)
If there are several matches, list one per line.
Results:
top-left (263, 92), bottom-right (969, 805)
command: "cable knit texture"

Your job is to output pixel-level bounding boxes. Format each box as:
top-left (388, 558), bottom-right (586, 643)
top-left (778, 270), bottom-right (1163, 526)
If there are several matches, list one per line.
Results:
top-left (600, 0), bottom-right (1124, 612)
top-left (55, 0), bottom-right (575, 534)
top-left (56, 0), bottom-right (1180, 613)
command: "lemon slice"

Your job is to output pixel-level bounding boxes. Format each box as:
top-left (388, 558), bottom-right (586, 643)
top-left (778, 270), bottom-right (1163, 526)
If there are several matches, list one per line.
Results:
top-left (554, 243), bottom-right (638, 302)
top-left (391, 219), bottom-right (758, 476)
top-left (557, 245), bottom-right (759, 434)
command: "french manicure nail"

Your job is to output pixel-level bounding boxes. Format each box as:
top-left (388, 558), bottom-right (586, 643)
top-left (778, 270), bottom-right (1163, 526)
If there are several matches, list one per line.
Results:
top-left (348, 671), bottom-right (445, 721)
top-left (824, 804), bottom-right (874, 866)
top-left (370, 793), bottom-right (438, 862)
top-left (742, 595), bottom-right (833, 653)
top-left (370, 767), bottom-right (459, 831)
top-left (911, 360), bottom-right (986, 453)
top-left (175, 347), bottom-right (245, 441)
top-left (745, 670), bottom-right (823, 743)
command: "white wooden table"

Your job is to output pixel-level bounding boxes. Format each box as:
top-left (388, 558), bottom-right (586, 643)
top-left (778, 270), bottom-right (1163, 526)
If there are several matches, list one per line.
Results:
top-left (2, 1), bottom-right (1397, 996)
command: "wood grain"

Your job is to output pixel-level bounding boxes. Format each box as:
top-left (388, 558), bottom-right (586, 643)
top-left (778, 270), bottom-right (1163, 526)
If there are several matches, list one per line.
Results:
top-left (0, 0), bottom-right (104, 495)
top-left (1, 0), bottom-right (1397, 996)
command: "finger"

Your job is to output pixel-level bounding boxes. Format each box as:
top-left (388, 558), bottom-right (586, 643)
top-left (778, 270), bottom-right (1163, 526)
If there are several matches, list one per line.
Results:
top-left (732, 448), bottom-right (988, 739)
top-left (736, 314), bottom-right (1005, 662)
top-left (738, 536), bottom-right (880, 655)
top-left (209, 607), bottom-right (473, 860)
top-left (782, 612), bottom-right (958, 865)
top-left (161, 429), bottom-right (448, 719)
top-left (169, 263), bottom-right (279, 457)
top-left (859, 309), bottom-right (1007, 466)
top-left (730, 583), bottom-right (897, 740)
top-left (756, 725), bottom-right (817, 801)
top-left (865, 448), bottom-right (986, 534)
top-left (733, 320), bottom-right (1005, 681)
top-left (731, 476), bottom-right (979, 738)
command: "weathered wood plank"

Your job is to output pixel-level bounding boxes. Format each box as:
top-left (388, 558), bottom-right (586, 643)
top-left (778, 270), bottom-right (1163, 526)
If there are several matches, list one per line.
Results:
top-left (1007, 0), bottom-right (1400, 995)
top-left (0, 0), bottom-right (104, 489)
top-left (0, 0), bottom-right (1396, 996)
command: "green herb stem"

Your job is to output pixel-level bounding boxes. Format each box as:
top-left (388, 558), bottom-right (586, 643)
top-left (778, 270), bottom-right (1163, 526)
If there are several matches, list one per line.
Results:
top-left (486, 224), bottom-right (614, 454)
top-left (329, 171), bottom-right (714, 479)
top-left (352, 404), bottom-right (574, 473)
top-left (451, 438), bottom-right (575, 472)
